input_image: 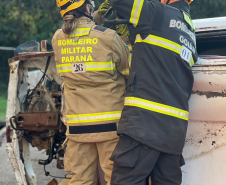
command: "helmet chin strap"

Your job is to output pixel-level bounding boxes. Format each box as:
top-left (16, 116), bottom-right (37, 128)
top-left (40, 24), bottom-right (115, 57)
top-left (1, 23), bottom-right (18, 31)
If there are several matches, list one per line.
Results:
top-left (75, 9), bottom-right (93, 20)
top-left (74, 0), bottom-right (94, 21)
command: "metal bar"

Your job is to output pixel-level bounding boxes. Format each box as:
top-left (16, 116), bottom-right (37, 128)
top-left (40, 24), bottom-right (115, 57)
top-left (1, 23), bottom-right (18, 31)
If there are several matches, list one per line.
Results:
top-left (0, 46), bottom-right (16, 51)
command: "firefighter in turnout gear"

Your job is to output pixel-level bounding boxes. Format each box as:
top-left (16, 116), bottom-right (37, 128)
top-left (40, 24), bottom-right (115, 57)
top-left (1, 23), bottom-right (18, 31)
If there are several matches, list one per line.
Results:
top-left (107, 0), bottom-right (198, 184)
top-left (52, 0), bottom-right (130, 184)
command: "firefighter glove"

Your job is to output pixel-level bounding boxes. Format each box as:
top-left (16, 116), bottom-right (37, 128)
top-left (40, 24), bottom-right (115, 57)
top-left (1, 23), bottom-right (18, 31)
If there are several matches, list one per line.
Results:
top-left (116, 24), bottom-right (129, 36)
top-left (98, 0), bottom-right (110, 15)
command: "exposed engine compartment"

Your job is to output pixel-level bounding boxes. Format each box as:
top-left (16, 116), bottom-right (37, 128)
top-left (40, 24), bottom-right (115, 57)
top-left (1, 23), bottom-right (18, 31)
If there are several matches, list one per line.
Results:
top-left (9, 55), bottom-right (66, 171)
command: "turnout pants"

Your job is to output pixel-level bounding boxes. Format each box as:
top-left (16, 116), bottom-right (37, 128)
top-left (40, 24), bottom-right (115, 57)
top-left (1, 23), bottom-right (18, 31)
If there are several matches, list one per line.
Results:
top-left (60, 137), bottom-right (119, 185)
top-left (110, 135), bottom-right (185, 185)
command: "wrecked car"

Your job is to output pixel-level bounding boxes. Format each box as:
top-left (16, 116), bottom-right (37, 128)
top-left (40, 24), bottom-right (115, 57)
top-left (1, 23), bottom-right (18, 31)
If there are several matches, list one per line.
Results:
top-left (5, 16), bottom-right (226, 185)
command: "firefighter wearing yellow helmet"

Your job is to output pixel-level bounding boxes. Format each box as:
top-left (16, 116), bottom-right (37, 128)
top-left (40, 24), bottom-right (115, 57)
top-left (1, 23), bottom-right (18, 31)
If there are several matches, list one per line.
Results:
top-left (52, 0), bottom-right (130, 184)
top-left (56, 0), bottom-right (91, 17)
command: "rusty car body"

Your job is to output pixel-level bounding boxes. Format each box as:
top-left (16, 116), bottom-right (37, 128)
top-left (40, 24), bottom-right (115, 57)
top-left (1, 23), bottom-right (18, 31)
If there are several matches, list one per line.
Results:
top-left (5, 16), bottom-right (226, 185)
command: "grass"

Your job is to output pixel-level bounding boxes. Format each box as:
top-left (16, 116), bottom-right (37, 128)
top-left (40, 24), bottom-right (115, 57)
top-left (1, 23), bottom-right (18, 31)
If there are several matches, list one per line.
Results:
top-left (0, 97), bottom-right (7, 121)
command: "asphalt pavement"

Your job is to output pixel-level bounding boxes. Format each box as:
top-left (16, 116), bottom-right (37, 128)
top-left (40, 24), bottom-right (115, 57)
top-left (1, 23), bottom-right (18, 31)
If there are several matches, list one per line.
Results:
top-left (0, 127), bottom-right (67, 185)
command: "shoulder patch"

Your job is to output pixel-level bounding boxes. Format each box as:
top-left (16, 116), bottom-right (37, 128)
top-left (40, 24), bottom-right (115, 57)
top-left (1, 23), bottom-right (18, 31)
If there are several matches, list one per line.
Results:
top-left (94, 25), bottom-right (108, 32)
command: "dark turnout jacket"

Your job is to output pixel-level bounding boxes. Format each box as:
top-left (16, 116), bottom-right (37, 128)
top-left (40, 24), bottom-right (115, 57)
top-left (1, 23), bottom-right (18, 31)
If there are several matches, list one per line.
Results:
top-left (108, 0), bottom-right (198, 154)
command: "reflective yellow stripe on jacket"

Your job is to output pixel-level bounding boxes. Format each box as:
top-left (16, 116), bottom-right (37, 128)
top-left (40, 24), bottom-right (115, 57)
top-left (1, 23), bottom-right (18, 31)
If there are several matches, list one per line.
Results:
top-left (68, 28), bottom-right (91, 37)
top-left (127, 44), bottom-right (133, 52)
top-left (120, 68), bottom-right (130, 76)
top-left (125, 97), bottom-right (189, 121)
top-left (130, 0), bottom-right (144, 27)
top-left (56, 61), bottom-right (115, 73)
top-left (135, 34), bottom-right (195, 66)
top-left (128, 52), bottom-right (132, 68)
top-left (183, 12), bottom-right (195, 30)
top-left (67, 111), bottom-right (122, 124)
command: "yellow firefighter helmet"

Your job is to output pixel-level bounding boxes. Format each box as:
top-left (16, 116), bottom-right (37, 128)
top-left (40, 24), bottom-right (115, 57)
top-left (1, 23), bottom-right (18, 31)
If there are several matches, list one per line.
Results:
top-left (56, 0), bottom-right (87, 17)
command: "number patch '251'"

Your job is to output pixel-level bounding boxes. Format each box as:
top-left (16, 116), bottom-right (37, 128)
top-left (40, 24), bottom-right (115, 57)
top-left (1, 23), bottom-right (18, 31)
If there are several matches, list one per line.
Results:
top-left (71, 63), bottom-right (86, 73)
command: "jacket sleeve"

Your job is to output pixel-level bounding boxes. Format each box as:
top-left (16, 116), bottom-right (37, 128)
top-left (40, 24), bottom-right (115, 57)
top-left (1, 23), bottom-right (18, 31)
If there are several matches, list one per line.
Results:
top-left (92, 11), bottom-right (103, 25)
top-left (108, 0), bottom-right (153, 28)
top-left (111, 32), bottom-right (130, 78)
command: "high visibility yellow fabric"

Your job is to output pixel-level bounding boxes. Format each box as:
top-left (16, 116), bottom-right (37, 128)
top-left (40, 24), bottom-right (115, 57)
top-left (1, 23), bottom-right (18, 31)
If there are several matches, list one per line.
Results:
top-left (120, 68), bottom-right (130, 76)
top-left (135, 34), bottom-right (194, 67)
top-left (135, 34), bottom-right (181, 54)
top-left (183, 12), bottom-right (195, 30)
top-left (128, 53), bottom-right (132, 68)
top-left (127, 44), bottom-right (133, 52)
top-left (129, 0), bottom-right (144, 27)
top-left (56, 61), bottom-right (116, 73)
top-left (68, 28), bottom-right (91, 37)
top-left (125, 97), bottom-right (189, 121)
top-left (85, 61), bottom-right (115, 71)
top-left (67, 111), bottom-right (122, 124)
top-left (56, 0), bottom-right (86, 17)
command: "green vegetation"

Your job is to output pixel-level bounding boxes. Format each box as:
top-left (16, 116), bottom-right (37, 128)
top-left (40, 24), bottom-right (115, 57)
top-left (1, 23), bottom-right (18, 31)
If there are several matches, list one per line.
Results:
top-left (0, 81), bottom-right (8, 121)
top-left (0, 97), bottom-right (7, 121)
top-left (191, 0), bottom-right (226, 19)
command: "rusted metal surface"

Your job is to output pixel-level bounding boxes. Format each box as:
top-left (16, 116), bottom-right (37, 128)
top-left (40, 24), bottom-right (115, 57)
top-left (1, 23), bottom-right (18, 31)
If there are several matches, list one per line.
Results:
top-left (56, 147), bottom-right (64, 169)
top-left (182, 55), bottom-right (226, 185)
top-left (6, 126), bottom-right (12, 143)
top-left (14, 112), bottom-right (61, 131)
top-left (31, 135), bottom-right (49, 151)
top-left (182, 143), bottom-right (226, 185)
top-left (41, 40), bottom-right (48, 52)
top-left (6, 56), bottom-right (63, 185)
top-left (192, 72), bottom-right (226, 94)
top-left (9, 52), bottom-right (54, 64)
top-left (195, 57), bottom-right (226, 67)
top-left (193, 17), bottom-right (226, 32)
top-left (6, 60), bottom-right (28, 185)
top-left (47, 178), bottom-right (58, 185)
top-left (184, 68), bottom-right (226, 157)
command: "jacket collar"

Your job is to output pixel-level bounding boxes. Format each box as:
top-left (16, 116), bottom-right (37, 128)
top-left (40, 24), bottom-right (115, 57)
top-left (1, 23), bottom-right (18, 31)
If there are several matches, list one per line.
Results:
top-left (74, 16), bottom-right (94, 24)
top-left (169, 1), bottom-right (190, 14)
